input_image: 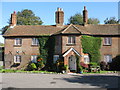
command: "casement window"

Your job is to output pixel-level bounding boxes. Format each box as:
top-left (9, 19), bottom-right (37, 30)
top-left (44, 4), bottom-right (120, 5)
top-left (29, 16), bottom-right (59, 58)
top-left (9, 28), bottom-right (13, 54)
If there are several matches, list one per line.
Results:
top-left (15, 38), bottom-right (22, 45)
top-left (14, 55), bottom-right (21, 63)
top-left (104, 37), bottom-right (112, 45)
top-left (68, 36), bottom-right (76, 44)
top-left (104, 55), bottom-right (112, 63)
top-left (31, 55), bottom-right (37, 63)
top-left (84, 55), bottom-right (90, 64)
top-left (32, 38), bottom-right (39, 45)
top-left (53, 55), bottom-right (59, 63)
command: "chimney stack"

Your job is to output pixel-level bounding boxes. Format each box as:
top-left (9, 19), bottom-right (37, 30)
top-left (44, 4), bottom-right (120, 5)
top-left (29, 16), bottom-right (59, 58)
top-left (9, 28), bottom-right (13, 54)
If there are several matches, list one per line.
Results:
top-left (55, 7), bottom-right (64, 27)
top-left (83, 6), bottom-right (88, 25)
top-left (10, 11), bottom-right (17, 26)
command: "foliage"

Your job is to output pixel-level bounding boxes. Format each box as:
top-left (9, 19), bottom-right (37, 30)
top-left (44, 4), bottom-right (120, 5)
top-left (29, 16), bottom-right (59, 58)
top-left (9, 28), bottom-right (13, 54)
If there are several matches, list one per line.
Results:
top-left (37, 57), bottom-right (45, 70)
top-left (0, 69), bottom-right (56, 73)
top-left (104, 17), bottom-right (119, 24)
top-left (1, 25), bottom-right (9, 35)
top-left (81, 35), bottom-right (102, 63)
top-left (90, 62), bottom-right (99, 67)
top-left (28, 63), bottom-right (37, 71)
top-left (68, 13), bottom-right (83, 25)
top-left (62, 65), bottom-right (68, 71)
top-left (2, 9), bottom-right (43, 34)
top-left (88, 18), bottom-right (100, 24)
top-left (8, 9), bottom-right (43, 25)
top-left (0, 42), bottom-right (4, 46)
top-left (38, 36), bottom-right (55, 70)
top-left (109, 55), bottom-right (120, 71)
top-left (56, 59), bottom-right (64, 72)
top-left (1, 69), bottom-right (16, 73)
top-left (100, 61), bottom-right (107, 71)
top-left (68, 13), bottom-right (100, 25)
top-left (76, 55), bottom-right (82, 73)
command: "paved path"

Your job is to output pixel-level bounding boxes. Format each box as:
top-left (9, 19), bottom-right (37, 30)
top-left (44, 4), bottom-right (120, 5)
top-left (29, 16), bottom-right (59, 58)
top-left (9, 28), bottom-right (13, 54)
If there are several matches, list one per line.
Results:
top-left (1, 73), bottom-right (120, 89)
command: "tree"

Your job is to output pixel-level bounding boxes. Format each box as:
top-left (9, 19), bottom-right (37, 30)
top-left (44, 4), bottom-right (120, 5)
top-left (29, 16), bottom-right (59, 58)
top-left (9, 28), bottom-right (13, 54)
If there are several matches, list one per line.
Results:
top-left (0, 42), bottom-right (4, 46)
top-left (68, 13), bottom-right (100, 25)
top-left (104, 17), bottom-right (119, 24)
top-left (15, 9), bottom-right (43, 25)
top-left (1, 25), bottom-right (9, 35)
top-left (88, 18), bottom-right (100, 24)
top-left (2, 9), bottom-right (43, 34)
top-left (68, 13), bottom-right (83, 25)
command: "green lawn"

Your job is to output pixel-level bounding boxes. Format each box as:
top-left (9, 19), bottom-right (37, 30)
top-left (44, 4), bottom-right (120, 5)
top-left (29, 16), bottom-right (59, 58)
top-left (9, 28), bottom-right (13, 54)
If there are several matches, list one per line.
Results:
top-left (82, 70), bottom-right (118, 74)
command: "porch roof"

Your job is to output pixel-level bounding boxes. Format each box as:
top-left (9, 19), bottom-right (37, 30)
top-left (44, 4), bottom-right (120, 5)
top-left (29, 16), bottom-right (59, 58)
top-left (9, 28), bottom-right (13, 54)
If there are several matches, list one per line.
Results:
top-left (63, 48), bottom-right (81, 57)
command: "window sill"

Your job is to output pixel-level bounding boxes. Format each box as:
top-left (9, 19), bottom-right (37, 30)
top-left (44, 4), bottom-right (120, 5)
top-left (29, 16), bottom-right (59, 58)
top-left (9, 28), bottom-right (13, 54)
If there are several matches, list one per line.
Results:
top-left (103, 44), bottom-right (112, 46)
top-left (31, 45), bottom-right (39, 47)
top-left (66, 43), bottom-right (76, 46)
top-left (13, 45), bottom-right (22, 47)
top-left (14, 62), bottom-right (20, 64)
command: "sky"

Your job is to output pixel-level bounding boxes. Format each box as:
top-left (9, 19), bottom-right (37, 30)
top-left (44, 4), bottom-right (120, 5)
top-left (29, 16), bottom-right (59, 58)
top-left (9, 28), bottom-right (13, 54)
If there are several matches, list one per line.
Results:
top-left (0, 1), bottom-right (119, 43)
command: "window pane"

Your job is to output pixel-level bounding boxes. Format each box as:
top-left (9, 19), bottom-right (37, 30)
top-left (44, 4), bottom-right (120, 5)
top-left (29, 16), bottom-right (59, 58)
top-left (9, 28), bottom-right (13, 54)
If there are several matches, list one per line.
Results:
top-left (15, 38), bottom-right (21, 45)
top-left (104, 55), bottom-right (112, 63)
top-left (104, 37), bottom-right (111, 45)
top-left (68, 36), bottom-right (76, 44)
top-left (14, 55), bottom-right (21, 63)
top-left (68, 36), bottom-right (71, 43)
top-left (32, 38), bottom-right (38, 45)
top-left (31, 55), bottom-right (37, 63)
top-left (53, 55), bottom-right (59, 63)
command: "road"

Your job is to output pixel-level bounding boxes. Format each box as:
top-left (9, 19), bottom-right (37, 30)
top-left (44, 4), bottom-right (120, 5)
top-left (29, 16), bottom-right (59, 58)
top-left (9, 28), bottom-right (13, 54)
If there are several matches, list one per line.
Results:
top-left (1, 73), bottom-right (120, 89)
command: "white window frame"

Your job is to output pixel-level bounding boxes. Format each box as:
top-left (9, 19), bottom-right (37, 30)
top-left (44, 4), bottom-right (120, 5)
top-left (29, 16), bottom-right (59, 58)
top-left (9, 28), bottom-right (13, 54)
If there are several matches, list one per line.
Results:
top-left (32, 38), bottom-right (39, 45)
top-left (14, 38), bottom-right (22, 45)
top-left (84, 55), bottom-right (90, 64)
top-left (104, 37), bottom-right (112, 45)
top-left (31, 55), bottom-right (38, 63)
top-left (14, 55), bottom-right (21, 63)
top-left (68, 36), bottom-right (76, 44)
top-left (104, 55), bottom-right (112, 63)
top-left (53, 55), bottom-right (59, 63)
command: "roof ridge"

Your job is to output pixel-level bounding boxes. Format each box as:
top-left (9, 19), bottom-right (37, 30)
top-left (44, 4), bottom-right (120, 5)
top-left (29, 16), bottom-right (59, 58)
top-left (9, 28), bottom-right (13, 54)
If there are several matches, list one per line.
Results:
top-left (86, 24), bottom-right (120, 26)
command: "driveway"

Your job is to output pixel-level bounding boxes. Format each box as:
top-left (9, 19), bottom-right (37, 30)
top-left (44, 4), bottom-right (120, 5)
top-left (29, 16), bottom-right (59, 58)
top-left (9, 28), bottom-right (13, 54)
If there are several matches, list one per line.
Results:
top-left (1, 73), bottom-right (120, 89)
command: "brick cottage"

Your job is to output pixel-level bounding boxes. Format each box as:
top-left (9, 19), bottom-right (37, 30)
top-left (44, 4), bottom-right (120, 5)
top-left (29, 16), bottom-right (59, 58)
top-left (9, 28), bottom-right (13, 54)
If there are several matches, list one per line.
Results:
top-left (3, 6), bottom-right (120, 71)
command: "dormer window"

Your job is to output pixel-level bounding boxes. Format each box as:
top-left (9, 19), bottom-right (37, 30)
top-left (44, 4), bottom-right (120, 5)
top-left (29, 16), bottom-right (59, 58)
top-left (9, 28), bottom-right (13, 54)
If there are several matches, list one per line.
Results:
top-left (32, 38), bottom-right (39, 45)
top-left (14, 38), bottom-right (22, 45)
top-left (68, 36), bottom-right (76, 44)
top-left (104, 37), bottom-right (112, 45)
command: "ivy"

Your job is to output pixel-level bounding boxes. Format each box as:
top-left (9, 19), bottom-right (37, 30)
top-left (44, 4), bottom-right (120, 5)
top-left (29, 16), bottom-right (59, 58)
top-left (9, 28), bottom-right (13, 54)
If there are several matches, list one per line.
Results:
top-left (81, 35), bottom-right (102, 63)
top-left (38, 36), bottom-right (55, 69)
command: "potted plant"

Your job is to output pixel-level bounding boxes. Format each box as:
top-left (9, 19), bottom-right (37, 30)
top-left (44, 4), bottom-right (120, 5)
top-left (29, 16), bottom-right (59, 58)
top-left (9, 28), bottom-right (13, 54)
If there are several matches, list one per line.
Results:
top-left (62, 65), bottom-right (68, 73)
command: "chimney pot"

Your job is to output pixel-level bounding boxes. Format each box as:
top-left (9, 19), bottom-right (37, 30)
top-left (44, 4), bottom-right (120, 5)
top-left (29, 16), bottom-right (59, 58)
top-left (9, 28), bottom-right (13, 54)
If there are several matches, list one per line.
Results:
top-left (83, 6), bottom-right (88, 25)
top-left (10, 11), bottom-right (17, 27)
top-left (55, 7), bottom-right (64, 27)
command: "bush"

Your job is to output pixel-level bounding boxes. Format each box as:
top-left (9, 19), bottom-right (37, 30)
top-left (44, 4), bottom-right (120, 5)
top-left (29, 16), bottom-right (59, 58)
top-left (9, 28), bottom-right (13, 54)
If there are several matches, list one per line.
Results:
top-left (90, 62), bottom-right (99, 67)
top-left (100, 61), bottom-right (107, 70)
top-left (28, 63), bottom-right (37, 71)
top-left (2, 69), bottom-right (16, 73)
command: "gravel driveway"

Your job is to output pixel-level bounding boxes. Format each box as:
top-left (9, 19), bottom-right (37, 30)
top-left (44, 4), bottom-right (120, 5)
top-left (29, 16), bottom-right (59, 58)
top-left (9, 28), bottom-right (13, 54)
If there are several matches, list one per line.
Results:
top-left (1, 73), bottom-right (120, 89)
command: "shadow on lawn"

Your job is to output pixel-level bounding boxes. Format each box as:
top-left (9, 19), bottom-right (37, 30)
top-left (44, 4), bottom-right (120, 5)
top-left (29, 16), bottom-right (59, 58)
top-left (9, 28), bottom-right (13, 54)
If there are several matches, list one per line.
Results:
top-left (62, 75), bottom-right (120, 89)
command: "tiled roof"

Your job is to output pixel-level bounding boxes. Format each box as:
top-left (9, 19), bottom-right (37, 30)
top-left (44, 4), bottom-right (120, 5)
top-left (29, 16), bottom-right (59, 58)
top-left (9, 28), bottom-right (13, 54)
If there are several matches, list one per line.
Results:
top-left (80, 24), bottom-right (120, 35)
top-left (3, 24), bottom-right (120, 37)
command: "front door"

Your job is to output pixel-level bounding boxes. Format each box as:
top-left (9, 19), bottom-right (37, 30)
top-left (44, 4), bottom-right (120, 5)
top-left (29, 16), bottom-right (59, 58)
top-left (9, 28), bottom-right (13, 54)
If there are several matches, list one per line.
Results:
top-left (69, 55), bottom-right (76, 71)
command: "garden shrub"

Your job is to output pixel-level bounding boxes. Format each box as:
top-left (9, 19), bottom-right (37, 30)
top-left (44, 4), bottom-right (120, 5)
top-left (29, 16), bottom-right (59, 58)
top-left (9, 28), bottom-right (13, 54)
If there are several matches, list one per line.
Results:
top-left (28, 63), bottom-right (37, 71)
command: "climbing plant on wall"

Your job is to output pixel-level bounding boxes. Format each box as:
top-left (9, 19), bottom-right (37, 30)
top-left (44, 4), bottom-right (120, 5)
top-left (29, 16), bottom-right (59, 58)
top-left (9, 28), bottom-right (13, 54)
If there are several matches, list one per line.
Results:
top-left (37, 36), bottom-right (55, 69)
top-left (81, 35), bottom-right (102, 63)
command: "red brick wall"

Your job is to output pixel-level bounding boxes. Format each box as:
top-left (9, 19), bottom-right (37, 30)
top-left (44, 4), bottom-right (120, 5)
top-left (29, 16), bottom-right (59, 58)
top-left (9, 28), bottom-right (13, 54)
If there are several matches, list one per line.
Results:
top-left (4, 37), bottom-right (39, 68)
top-left (100, 37), bottom-right (120, 61)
